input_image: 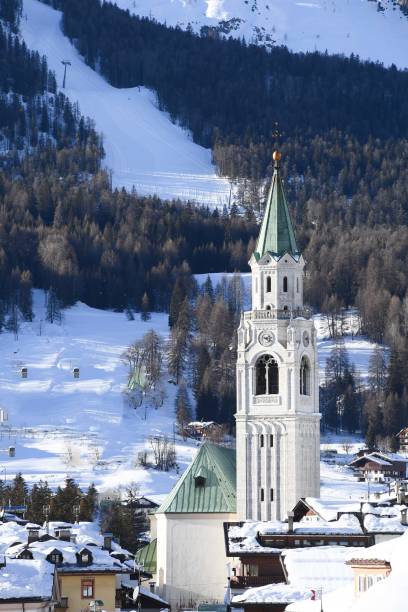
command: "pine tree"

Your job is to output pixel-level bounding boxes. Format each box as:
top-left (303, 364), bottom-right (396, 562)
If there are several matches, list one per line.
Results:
top-left (168, 298), bottom-right (191, 383)
top-left (140, 292), bottom-right (151, 321)
top-left (5, 303), bottom-right (20, 340)
top-left (46, 287), bottom-right (63, 324)
top-left (9, 473), bottom-right (28, 506)
top-left (168, 278), bottom-right (185, 328)
top-left (19, 270), bottom-right (33, 321)
top-left (50, 478), bottom-right (82, 522)
top-left (27, 480), bottom-right (52, 524)
top-left (79, 483), bottom-right (98, 521)
top-left (175, 380), bottom-right (193, 437)
top-left (368, 347), bottom-right (387, 397)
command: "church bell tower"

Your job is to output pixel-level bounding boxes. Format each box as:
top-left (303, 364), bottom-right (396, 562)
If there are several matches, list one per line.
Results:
top-left (236, 151), bottom-right (320, 522)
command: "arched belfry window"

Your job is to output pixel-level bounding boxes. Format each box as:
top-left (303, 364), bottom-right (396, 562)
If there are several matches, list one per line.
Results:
top-left (266, 276), bottom-right (272, 293)
top-left (255, 355), bottom-right (279, 395)
top-left (283, 276), bottom-right (288, 293)
top-left (300, 356), bottom-right (310, 396)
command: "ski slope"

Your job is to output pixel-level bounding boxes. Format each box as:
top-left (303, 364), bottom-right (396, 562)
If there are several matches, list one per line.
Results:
top-left (117, 0), bottom-right (408, 69)
top-left (20, 0), bottom-right (231, 205)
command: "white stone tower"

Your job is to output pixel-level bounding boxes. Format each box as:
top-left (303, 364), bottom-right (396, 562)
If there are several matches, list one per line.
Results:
top-left (236, 151), bottom-right (320, 522)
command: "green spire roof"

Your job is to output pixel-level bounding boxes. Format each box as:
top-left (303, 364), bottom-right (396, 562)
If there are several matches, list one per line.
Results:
top-left (255, 153), bottom-right (299, 260)
top-left (157, 443), bottom-right (236, 514)
top-left (135, 538), bottom-right (157, 575)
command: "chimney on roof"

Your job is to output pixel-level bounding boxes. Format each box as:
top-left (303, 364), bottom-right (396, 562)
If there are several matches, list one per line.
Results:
top-left (149, 581), bottom-right (156, 593)
top-left (401, 508), bottom-right (408, 526)
top-left (102, 533), bottom-right (113, 551)
top-left (55, 527), bottom-right (71, 542)
top-left (27, 527), bottom-right (40, 545)
top-left (288, 511), bottom-right (294, 534)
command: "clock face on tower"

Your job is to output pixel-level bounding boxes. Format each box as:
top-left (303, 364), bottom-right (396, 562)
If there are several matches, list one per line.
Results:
top-left (259, 330), bottom-right (275, 347)
top-left (303, 331), bottom-right (310, 347)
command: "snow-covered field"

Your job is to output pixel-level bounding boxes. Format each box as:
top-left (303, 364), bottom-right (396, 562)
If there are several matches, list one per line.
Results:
top-left (117, 0), bottom-right (408, 69)
top-left (0, 281), bottom-right (381, 499)
top-left (20, 0), bottom-right (231, 205)
top-left (0, 291), bottom-right (198, 499)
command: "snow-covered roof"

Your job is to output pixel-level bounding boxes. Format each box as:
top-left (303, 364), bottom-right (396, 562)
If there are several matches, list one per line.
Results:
top-left (133, 585), bottom-right (170, 607)
top-left (0, 520), bottom-right (132, 572)
top-left (345, 538), bottom-right (395, 564)
top-left (303, 498), bottom-right (362, 522)
top-left (228, 515), bottom-right (363, 553)
top-left (349, 454), bottom-right (392, 467)
top-left (347, 532), bottom-right (408, 612)
top-left (364, 514), bottom-right (408, 534)
top-left (232, 583), bottom-right (312, 604)
top-left (0, 559), bottom-right (54, 601)
top-left (0, 522), bottom-right (28, 553)
top-left (288, 533), bottom-right (408, 612)
top-left (283, 546), bottom-right (357, 592)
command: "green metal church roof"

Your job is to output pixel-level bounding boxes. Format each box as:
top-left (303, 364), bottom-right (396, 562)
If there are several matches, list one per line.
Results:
top-left (255, 155), bottom-right (299, 260)
top-left (157, 443), bottom-right (236, 514)
top-left (135, 538), bottom-right (157, 575)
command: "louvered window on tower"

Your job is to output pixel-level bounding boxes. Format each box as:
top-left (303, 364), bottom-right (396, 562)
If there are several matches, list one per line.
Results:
top-left (270, 488), bottom-right (274, 501)
top-left (283, 276), bottom-right (288, 292)
top-left (266, 276), bottom-right (271, 292)
top-left (260, 434), bottom-right (264, 448)
top-left (256, 355), bottom-right (279, 395)
top-left (260, 488), bottom-right (265, 502)
top-left (270, 434), bottom-right (274, 447)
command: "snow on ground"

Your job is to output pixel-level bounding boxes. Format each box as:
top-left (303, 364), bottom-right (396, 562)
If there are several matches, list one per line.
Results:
top-left (0, 279), bottom-right (383, 500)
top-left (117, 0), bottom-right (408, 69)
top-left (20, 0), bottom-right (231, 205)
top-left (0, 291), bottom-right (198, 498)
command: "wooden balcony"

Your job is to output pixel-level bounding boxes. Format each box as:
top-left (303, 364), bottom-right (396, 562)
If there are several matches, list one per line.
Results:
top-left (231, 575), bottom-right (280, 588)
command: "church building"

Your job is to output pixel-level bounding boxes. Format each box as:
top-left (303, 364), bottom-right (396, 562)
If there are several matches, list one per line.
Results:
top-left (149, 151), bottom-right (320, 608)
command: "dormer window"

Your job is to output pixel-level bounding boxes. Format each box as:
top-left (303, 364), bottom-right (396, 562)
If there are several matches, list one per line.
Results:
top-left (18, 549), bottom-right (33, 560)
top-left (78, 548), bottom-right (92, 565)
top-left (48, 550), bottom-right (63, 565)
top-left (194, 465), bottom-right (207, 488)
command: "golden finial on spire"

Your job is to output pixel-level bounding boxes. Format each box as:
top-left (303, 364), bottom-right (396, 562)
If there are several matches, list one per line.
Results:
top-left (273, 151), bottom-right (282, 162)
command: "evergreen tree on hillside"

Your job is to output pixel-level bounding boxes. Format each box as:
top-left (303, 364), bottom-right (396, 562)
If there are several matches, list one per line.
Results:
top-left (46, 288), bottom-right (63, 324)
top-left (50, 478), bottom-right (82, 522)
top-left (27, 481), bottom-right (52, 524)
top-left (9, 473), bottom-right (28, 506)
top-left (175, 380), bottom-right (193, 436)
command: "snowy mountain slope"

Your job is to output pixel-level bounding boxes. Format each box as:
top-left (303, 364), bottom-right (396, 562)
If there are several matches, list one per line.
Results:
top-left (20, 0), bottom-right (231, 205)
top-left (117, 0), bottom-right (408, 69)
top-left (0, 291), bottom-right (198, 499)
